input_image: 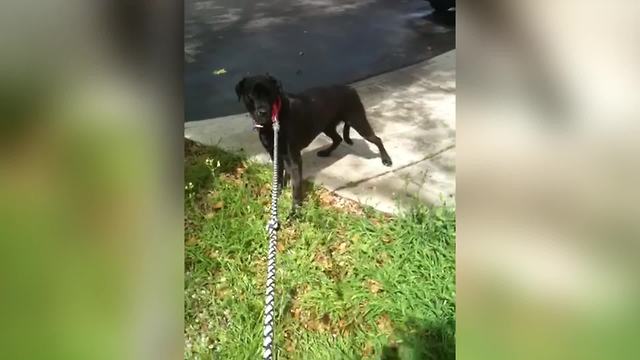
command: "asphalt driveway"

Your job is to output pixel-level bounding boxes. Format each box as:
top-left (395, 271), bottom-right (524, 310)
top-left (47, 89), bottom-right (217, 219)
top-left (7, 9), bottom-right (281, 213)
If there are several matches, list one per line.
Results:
top-left (185, 0), bottom-right (455, 121)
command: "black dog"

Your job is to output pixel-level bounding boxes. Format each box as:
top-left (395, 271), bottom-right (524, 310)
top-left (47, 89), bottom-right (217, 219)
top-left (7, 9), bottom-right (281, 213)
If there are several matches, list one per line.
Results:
top-left (235, 74), bottom-right (392, 217)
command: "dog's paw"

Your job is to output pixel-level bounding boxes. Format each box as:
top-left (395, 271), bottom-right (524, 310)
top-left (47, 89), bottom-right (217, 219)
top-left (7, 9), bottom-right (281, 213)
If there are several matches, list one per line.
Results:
top-left (287, 204), bottom-right (302, 222)
top-left (286, 210), bottom-right (300, 222)
top-left (382, 157), bottom-right (393, 167)
top-left (316, 150), bottom-right (332, 157)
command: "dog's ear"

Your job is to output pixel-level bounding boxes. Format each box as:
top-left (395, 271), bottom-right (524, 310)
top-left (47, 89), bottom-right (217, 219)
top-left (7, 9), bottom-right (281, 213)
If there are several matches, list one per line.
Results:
top-left (267, 75), bottom-right (283, 95)
top-left (235, 78), bottom-right (247, 101)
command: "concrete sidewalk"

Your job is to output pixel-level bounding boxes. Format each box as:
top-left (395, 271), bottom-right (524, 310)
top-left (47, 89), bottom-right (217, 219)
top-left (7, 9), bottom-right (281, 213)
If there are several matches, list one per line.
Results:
top-left (185, 50), bottom-right (455, 213)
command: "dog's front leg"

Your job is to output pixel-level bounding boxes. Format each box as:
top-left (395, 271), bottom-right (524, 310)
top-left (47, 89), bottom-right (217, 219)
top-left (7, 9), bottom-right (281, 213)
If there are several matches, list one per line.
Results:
top-left (284, 150), bottom-right (303, 219)
top-left (283, 171), bottom-right (290, 188)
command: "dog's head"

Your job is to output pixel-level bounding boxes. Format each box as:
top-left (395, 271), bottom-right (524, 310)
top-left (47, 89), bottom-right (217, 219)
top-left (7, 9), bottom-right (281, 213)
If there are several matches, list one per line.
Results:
top-left (235, 74), bottom-right (283, 128)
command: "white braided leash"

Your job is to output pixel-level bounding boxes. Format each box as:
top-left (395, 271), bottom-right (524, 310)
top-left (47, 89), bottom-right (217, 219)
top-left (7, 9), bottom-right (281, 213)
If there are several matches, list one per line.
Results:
top-left (263, 117), bottom-right (280, 360)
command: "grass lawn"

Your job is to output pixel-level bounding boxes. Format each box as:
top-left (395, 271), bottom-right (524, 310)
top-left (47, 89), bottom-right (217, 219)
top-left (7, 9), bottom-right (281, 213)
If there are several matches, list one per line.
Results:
top-left (184, 140), bottom-right (456, 360)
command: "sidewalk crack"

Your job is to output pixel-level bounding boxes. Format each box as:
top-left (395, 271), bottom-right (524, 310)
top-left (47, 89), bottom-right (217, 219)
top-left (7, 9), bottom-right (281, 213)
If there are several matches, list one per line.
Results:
top-left (333, 144), bottom-right (455, 191)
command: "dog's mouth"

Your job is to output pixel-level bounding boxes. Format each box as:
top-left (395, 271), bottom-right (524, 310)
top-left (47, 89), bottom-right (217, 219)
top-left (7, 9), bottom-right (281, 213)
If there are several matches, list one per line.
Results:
top-left (251, 114), bottom-right (271, 129)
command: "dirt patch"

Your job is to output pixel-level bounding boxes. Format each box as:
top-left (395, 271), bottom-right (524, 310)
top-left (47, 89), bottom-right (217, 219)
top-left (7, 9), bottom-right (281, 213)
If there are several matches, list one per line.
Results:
top-left (316, 188), bottom-right (365, 215)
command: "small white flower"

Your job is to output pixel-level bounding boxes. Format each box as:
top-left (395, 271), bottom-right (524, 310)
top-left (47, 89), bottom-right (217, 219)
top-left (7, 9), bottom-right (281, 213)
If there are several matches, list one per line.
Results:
top-left (216, 160), bottom-right (221, 168)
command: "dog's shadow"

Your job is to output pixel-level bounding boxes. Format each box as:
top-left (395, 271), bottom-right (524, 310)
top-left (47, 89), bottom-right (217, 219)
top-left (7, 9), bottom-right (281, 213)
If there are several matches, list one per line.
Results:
top-left (301, 138), bottom-right (380, 179)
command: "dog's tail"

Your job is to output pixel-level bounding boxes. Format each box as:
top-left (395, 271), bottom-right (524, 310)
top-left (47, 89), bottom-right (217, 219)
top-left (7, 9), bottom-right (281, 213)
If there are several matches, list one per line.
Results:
top-left (343, 122), bottom-right (353, 145)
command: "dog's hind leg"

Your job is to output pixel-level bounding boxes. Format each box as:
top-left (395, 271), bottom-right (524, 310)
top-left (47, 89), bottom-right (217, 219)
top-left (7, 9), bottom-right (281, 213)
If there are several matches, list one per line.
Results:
top-left (363, 134), bottom-right (392, 166)
top-left (347, 112), bottom-right (393, 167)
top-left (316, 127), bottom-right (343, 157)
top-left (342, 122), bottom-right (353, 145)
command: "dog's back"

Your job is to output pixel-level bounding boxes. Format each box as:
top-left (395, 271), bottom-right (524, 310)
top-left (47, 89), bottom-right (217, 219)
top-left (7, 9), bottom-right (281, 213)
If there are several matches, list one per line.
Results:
top-left (296, 85), bottom-right (363, 122)
top-left (299, 85), bottom-right (361, 108)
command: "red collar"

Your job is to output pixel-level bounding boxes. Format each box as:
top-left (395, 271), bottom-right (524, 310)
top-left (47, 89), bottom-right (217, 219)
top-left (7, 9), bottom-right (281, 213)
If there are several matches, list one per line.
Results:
top-left (271, 97), bottom-right (282, 123)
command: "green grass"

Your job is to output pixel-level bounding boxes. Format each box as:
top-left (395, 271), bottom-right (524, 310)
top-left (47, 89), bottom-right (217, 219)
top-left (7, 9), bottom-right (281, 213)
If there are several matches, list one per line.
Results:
top-left (184, 140), bottom-right (456, 360)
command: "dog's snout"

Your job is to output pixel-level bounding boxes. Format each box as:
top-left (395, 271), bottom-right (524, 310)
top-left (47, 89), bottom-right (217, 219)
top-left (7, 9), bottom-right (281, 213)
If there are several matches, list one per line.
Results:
top-left (256, 108), bottom-right (269, 117)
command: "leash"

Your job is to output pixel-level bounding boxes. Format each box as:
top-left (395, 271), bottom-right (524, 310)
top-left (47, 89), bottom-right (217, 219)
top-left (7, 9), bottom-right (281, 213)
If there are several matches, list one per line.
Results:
top-left (263, 97), bottom-right (282, 360)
